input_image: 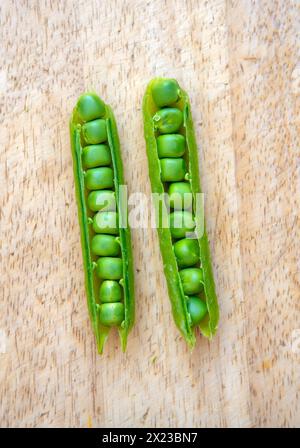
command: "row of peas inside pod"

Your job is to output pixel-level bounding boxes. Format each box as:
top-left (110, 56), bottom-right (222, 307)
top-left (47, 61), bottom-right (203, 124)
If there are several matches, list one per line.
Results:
top-left (76, 94), bottom-right (125, 328)
top-left (151, 79), bottom-right (208, 326)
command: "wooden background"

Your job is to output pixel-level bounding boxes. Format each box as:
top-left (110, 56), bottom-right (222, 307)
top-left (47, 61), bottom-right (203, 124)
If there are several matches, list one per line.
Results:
top-left (0, 0), bottom-right (299, 428)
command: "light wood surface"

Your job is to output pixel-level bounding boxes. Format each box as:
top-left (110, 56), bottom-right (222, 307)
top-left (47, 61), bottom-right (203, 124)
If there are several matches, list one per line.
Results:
top-left (0, 0), bottom-right (299, 428)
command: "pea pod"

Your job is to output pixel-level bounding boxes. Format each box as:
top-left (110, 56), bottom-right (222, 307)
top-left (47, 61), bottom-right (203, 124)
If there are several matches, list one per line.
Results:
top-left (70, 93), bottom-right (134, 353)
top-left (143, 78), bottom-right (219, 348)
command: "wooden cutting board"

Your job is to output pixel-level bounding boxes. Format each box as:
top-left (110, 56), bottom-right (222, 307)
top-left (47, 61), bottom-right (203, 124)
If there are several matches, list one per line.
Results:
top-left (0, 0), bottom-right (299, 428)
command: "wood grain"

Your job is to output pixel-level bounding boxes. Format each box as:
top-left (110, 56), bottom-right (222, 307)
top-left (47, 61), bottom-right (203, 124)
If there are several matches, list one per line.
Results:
top-left (0, 0), bottom-right (299, 428)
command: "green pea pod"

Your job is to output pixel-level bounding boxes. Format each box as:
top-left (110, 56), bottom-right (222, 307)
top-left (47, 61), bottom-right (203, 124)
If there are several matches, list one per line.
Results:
top-left (143, 78), bottom-right (219, 348)
top-left (70, 93), bottom-right (134, 353)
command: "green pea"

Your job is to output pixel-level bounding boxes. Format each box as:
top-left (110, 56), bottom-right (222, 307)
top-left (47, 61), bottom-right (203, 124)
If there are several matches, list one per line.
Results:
top-left (82, 144), bottom-right (111, 168)
top-left (168, 182), bottom-right (193, 210)
top-left (174, 238), bottom-right (199, 268)
top-left (93, 211), bottom-right (118, 234)
top-left (85, 167), bottom-right (114, 190)
top-left (179, 268), bottom-right (204, 295)
top-left (151, 79), bottom-right (180, 107)
top-left (160, 158), bottom-right (186, 182)
top-left (87, 190), bottom-right (116, 212)
top-left (157, 134), bottom-right (185, 158)
top-left (82, 119), bottom-right (107, 144)
top-left (97, 257), bottom-right (123, 280)
top-left (76, 93), bottom-right (106, 122)
top-left (153, 108), bottom-right (183, 134)
top-left (169, 211), bottom-right (195, 239)
top-left (99, 280), bottom-right (122, 303)
top-left (71, 92), bottom-right (136, 352)
top-left (91, 235), bottom-right (120, 256)
top-left (99, 303), bottom-right (125, 326)
top-left (187, 297), bottom-right (208, 326)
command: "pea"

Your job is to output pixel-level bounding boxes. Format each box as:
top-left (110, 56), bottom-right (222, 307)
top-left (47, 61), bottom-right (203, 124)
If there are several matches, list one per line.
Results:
top-left (174, 238), bottom-right (199, 268)
top-left (99, 280), bottom-right (122, 303)
top-left (93, 211), bottom-right (118, 234)
top-left (143, 78), bottom-right (220, 346)
top-left (97, 257), bottom-right (123, 280)
top-left (187, 297), bottom-right (208, 326)
top-left (179, 268), bottom-right (204, 295)
top-left (157, 134), bottom-right (185, 158)
top-left (87, 190), bottom-right (116, 212)
top-left (99, 303), bottom-right (125, 326)
top-left (151, 79), bottom-right (180, 107)
top-left (160, 158), bottom-right (186, 182)
top-left (153, 108), bottom-right (183, 134)
top-left (168, 182), bottom-right (193, 210)
top-left (82, 119), bottom-right (107, 144)
top-left (91, 235), bottom-right (120, 256)
top-left (71, 92), bottom-right (135, 352)
top-left (76, 93), bottom-right (106, 122)
top-left (82, 144), bottom-right (111, 168)
top-left (169, 211), bottom-right (195, 239)
top-left (85, 167), bottom-right (114, 190)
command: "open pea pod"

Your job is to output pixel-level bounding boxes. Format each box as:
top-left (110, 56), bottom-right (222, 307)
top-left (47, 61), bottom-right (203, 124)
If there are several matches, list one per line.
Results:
top-left (143, 78), bottom-right (219, 348)
top-left (70, 93), bottom-right (134, 353)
